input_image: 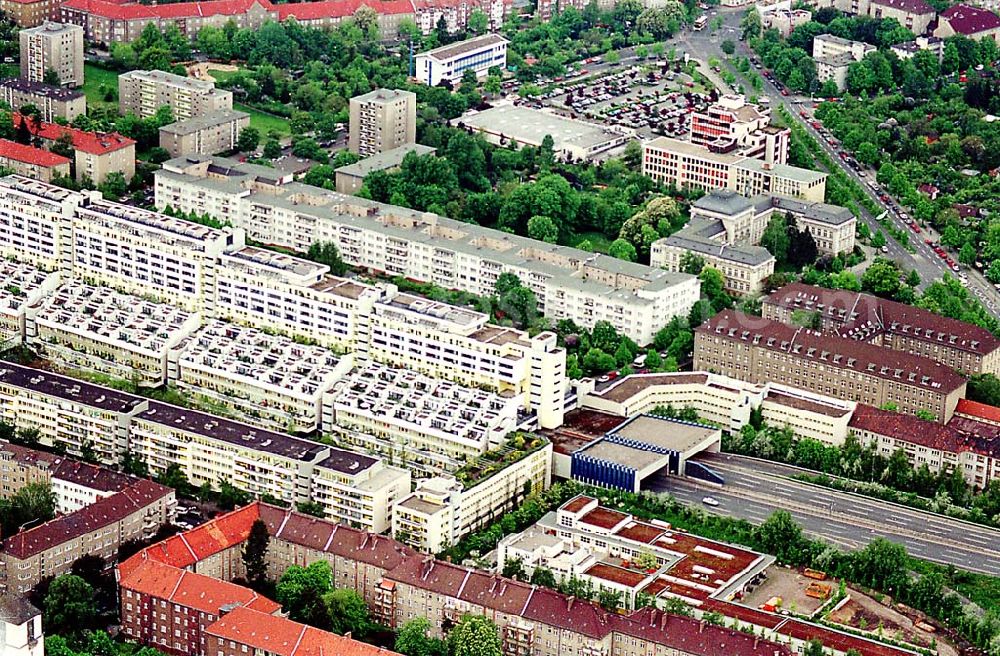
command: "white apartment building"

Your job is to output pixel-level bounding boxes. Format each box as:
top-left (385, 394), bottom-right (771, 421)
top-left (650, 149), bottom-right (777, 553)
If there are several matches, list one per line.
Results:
top-left (415, 33), bottom-right (508, 86)
top-left (311, 449), bottom-right (411, 532)
top-left (26, 281), bottom-right (201, 387)
top-left (155, 156), bottom-right (700, 346)
top-left (812, 34), bottom-right (876, 91)
top-left (0, 262), bottom-right (60, 347)
top-left (19, 22), bottom-right (84, 88)
top-left (0, 176), bottom-right (243, 314)
top-left (0, 595), bottom-right (43, 656)
top-left (392, 435), bottom-right (551, 553)
top-left (322, 362), bottom-right (521, 476)
top-left (119, 69), bottom-right (233, 121)
top-left (170, 320), bottom-right (354, 433)
top-left (641, 137), bottom-right (827, 202)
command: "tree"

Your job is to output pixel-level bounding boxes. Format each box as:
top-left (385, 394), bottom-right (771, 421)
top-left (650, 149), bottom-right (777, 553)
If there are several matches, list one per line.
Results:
top-left (43, 68), bottom-right (62, 86)
top-left (527, 215), bottom-right (559, 243)
top-left (243, 519), bottom-right (270, 587)
top-left (851, 537), bottom-right (909, 594)
top-left (236, 126), bottom-right (260, 153)
top-left (530, 567), bottom-right (556, 588)
top-left (608, 238), bottom-right (637, 262)
top-left (761, 214), bottom-right (790, 263)
top-left (721, 39), bottom-right (735, 56)
top-left (582, 347), bottom-right (617, 375)
top-left (942, 41), bottom-right (960, 74)
top-left (502, 557), bottom-right (526, 581)
top-left (968, 374), bottom-right (1000, 407)
top-left (804, 639), bottom-right (826, 656)
top-left (306, 241), bottom-right (349, 275)
top-left (679, 251), bottom-right (705, 275)
top-left (156, 463), bottom-right (192, 497)
top-left (44, 574), bottom-right (96, 636)
top-left (296, 501), bottom-right (326, 518)
top-left (263, 139), bottom-right (282, 159)
top-left (277, 561), bottom-right (333, 628)
top-left (598, 589), bottom-right (623, 611)
top-left (756, 510), bottom-right (805, 563)
top-left (99, 171), bottom-right (128, 201)
top-left (325, 588), bottom-right (370, 637)
top-left (699, 267), bottom-right (732, 312)
top-left (396, 617), bottom-right (448, 656)
top-left (861, 258), bottom-right (901, 299)
top-left (449, 615), bottom-right (502, 656)
top-left (467, 8), bottom-right (489, 34)
top-left (959, 242), bottom-right (976, 266)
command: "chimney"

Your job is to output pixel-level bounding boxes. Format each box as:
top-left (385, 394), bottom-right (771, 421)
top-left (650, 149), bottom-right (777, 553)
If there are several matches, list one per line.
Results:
top-left (567, 596), bottom-right (575, 611)
top-left (699, 620), bottom-right (705, 634)
top-left (421, 555), bottom-right (434, 580)
top-left (754, 636), bottom-right (760, 649)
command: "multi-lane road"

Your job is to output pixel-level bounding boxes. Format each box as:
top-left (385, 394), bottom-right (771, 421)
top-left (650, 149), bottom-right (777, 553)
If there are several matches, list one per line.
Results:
top-left (646, 453), bottom-right (1000, 576)
top-left (672, 9), bottom-right (1000, 318)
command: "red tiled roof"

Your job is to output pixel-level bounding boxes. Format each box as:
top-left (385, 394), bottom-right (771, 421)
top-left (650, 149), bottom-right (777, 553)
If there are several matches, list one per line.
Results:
top-left (870, 0), bottom-right (933, 15)
top-left (0, 138), bottom-right (69, 168)
top-left (778, 619), bottom-right (917, 656)
top-left (61, 0), bottom-right (276, 19)
top-left (849, 404), bottom-right (974, 454)
top-left (560, 495), bottom-right (595, 514)
top-left (121, 558), bottom-right (280, 615)
top-left (12, 113), bottom-right (135, 155)
top-left (3, 479), bottom-right (172, 559)
top-left (458, 569), bottom-right (535, 615)
top-left (699, 310), bottom-right (967, 393)
top-left (276, 0), bottom-right (413, 20)
top-left (620, 608), bottom-right (794, 656)
top-left (207, 606), bottom-right (395, 656)
top-left (522, 587), bottom-right (613, 639)
top-left (956, 398), bottom-right (1000, 424)
top-left (941, 3), bottom-right (1000, 35)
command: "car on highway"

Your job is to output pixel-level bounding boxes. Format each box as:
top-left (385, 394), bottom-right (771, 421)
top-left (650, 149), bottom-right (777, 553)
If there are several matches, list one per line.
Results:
top-left (702, 496), bottom-right (720, 507)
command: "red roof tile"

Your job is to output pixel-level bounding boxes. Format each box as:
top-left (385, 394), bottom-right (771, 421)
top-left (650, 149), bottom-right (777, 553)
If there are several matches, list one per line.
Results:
top-left (940, 3), bottom-right (1000, 35)
top-left (121, 558), bottom-right (280, 615)
top-left (849, 404), bottom-right (974, 453)
top-left (870, 0), bottom-right (933, 15)
top-left (956, 398), bottom-right (1000, 424)
top-left (778, 619), bottom-right (918, 656)
top-left (61, 0), bottom-right (276, 19)
top-left (0, 138), bottom-right (70, 167)
top-left (276, 0), bottom-right (413, 20)
top-left (12, 114), bottom-right (135, 155)
top-left (522, 587), bottom-right (613, 639)
top-left (620, 608), bottom-right (793, 656)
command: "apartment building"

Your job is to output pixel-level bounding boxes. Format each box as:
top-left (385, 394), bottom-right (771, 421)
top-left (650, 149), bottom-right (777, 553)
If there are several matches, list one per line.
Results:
top-left (0, 595), bottom-right (42, 656)
top-left (809, 0), bottom-right (934, 34)
top-left (689, 94), bottom-right (789, 165)
top-left (0, 362), bottom-right (407, 532)
top-left (641, 137), bottom-right (827, 202)
top-left (0, 478), bottom-right (174, 594)
top-left (119, 70), bottom-right (233, 121)
top-left (0, 138), bottom-right (70, 182)
top-left (762, 283), bottom-right (1000, 375)
top-left (0, 78), bottom-right (86, 122)
top-left (19, 22), bottom-right (84, 87)
top-left (651, 191), bottom-right (854, 296)
top-left (761, 8), bottom-right (811, 37)
top-left (348, 88), bottom-right (417, 157)
top-left (935, 3), bottom-right (1000, 41)
top-left (158, 110), bottom-right (250, 157)
top-left (0, 262), bottom-right (59, 346)
top-left (171, 320), bottom-right (353, 432)
top-left (12, 114), bottom-right (135, 184)
top-left (890, 35), bottom-right (945, 61)
top-left (1, 0), bottom-right (58, 26)
top-left (392, 435), bottom-right (552, 552)
top-left (323, 362), bottom-right (521, 475)
top-left (415, 33), bottom-right (508, 86)
top-left (26, 282), bottom-right (201, 386)
top-left (812, 34), bottom-right (876, 91)
top-left (583, 371), bottom-right (856, 445)
top-left (413, 0), bottom-right (509, 33)
top-left (155, 156), bottom-right (700, 345)
top-left (336, 143), bottom-right (436, 194)
top-left (694, 310), bottom-right (968, 422)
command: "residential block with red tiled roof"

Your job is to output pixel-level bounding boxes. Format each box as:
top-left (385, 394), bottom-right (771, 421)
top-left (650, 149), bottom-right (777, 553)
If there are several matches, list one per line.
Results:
top-left (11, 113), bottom-right (135, 184)
top-left (0, 137), bottom-right (70, 182)
top-left (936, 3), bottom-right (1000, 39)
top-left (694, 309), bottom-right (967, 423)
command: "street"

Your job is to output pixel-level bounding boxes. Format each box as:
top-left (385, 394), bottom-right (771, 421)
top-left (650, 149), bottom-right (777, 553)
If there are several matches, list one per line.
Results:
top-left (646, 453), bottom-right (1000, 576)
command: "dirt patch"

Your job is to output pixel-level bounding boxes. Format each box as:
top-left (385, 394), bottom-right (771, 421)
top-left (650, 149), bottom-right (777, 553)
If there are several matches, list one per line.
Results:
top-left (828, 589), bottom-right (957, 656)
top-left (739, 566), bottom-right (830, 616)
top-left (184, 62), bottom-right (238, 84)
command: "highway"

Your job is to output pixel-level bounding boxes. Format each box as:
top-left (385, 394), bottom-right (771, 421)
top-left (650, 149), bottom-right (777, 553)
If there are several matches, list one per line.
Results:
top-left (645, 452), bottom-right (1000, 576)
top-left (672, 9), bottom-right (1000, 318)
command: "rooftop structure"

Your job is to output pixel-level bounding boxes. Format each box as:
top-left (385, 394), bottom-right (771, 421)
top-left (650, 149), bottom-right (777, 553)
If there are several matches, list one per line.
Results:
top-left (460, 104), bottom-right (635, 161)
top-left (335, 143), bottom-right (435, 193)
top-left (0, 262), bottom-right (59, 342)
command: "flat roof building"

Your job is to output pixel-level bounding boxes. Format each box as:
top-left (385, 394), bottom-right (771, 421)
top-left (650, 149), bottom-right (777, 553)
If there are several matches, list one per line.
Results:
top-left (415, 32), bottom-right (508, 86)
top-left (119, 70), bottom-right (233, 121)
top-left (0, 78), bottom-right (86, 122)
top-left (460, 104), bottom-right (635, 161)
top-left (335, 143), bottom-right (435, 193)
top-left (0, 262), bottom-right (59, 345)
top-left (19, 22), bottom-right (84, 88)
top-left (348, 88), bottom-right (417, 157)
top-left (158, 110), bottom-right (250, 157)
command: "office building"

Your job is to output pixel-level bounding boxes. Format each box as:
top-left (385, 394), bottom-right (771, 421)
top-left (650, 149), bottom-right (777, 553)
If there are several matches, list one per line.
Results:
top-left (119, 70), bottom-right (233, 121)
top-left (392, 433), bottom-right (551, 552)
top-left (935, 3), bottom-right (1000, 40)
top-left (26, 281), bottom-right (202, 387)
top-left (460, 104), bottom-right (635, 161)
top-left (642, 136), bottom-right (827, 201)
top-left (693, 310), bottom-right (968, 422)
top-left (0, 595), bottom-right (43, 656)
top-left (0, 78), bottom-right (86, 122)
top-left (0, 478), bottom-right (174, 594)
top-left (812, 34), bottom-right (876, 91)
top-left (0, 138), bottom-right (70, 182)
top-left (689, 94), bottom-right (789, 165)
top-left (762, 283), bottom-right (1000, 375)
top-left (18, 22), bottom-right (84, 87)
top-left (158, 110), bottom-right (250, 157)
top-left (414, 33), bottom-right (508, 86)
top-left (171, 320), bottom-right (353, 432)
top-left (12, 114), bottom-right (135, 184)
top-left (348, 88), bottom-right (417, 157)
top-left (651, 191), bottom-right (855, 296)
top-left (335, 143), bottom-right (436, 193)
top-left (156, 156), bottom-right (700, 346)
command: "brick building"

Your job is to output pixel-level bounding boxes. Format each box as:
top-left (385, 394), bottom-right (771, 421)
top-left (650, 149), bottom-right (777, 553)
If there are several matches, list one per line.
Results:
top-left (12, 113), bottom-right (135, 184)
top-left (693, 309), bottom-right (967, 422)
top-left (0, 138), bottom-right (70, 182)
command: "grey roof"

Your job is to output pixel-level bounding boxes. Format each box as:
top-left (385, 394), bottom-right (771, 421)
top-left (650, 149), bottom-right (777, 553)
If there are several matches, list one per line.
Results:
top-left (815, 53), bottom-right (857, 68)
top-left (692, 190), bottom-right (755, 216)
top-left (122, 69), bottom-right (216, 92)
top-left (419, 33), bottom-right (508, 61)
top-left (734, 158), bottom-right (828, 184)
top-left (768, 195), bottom-right (854, 226)
top-left (336, 144), bottom-right (436, 179)
top-left (159, 110), bottom-right (249, 136)
top-left (0, 362), bottom-right (146, 414)
top-left (0, 594), bottom-right (40, 625)
top-left (662, 234), bottom-right (774, 266)
top-left (460, 105), bottom-right (630, 152)
top-left (350, 88), bottom-right (416, 105)
top-left (0, 77), bottom-right (84, 101)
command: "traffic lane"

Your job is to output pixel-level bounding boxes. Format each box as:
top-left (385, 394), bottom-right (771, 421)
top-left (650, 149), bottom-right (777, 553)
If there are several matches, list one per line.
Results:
top-left (645, 474), bottom-right (1000, 576)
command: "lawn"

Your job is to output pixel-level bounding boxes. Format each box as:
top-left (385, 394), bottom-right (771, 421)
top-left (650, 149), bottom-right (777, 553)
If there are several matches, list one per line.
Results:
top-left (83, 64), bottom-right (120, 108)
top-left (568, 231), bottom-right (614, 254)
top-left (236, 102), bottom-right (291, 138)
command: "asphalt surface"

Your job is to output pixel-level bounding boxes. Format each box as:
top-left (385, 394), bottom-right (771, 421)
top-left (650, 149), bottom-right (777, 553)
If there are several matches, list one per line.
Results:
top-left (645, 452), bottom-right (1000, 576)
top-left (673, 9), bottom-right (1000, 318)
